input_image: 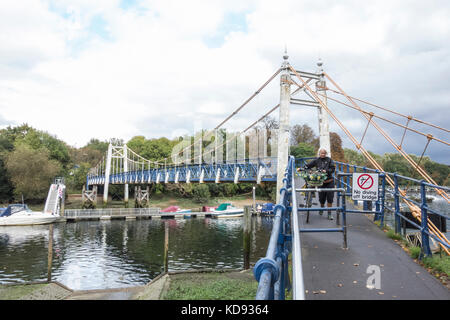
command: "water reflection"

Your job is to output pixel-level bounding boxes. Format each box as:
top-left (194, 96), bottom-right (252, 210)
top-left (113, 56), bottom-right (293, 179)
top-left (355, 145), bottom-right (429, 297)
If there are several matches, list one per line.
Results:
top-left (0, 217), bottom-right (273, 290)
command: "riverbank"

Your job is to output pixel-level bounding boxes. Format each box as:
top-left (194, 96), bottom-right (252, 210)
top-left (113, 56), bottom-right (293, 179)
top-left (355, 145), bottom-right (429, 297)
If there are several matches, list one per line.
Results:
top-left (22, 193), bottom-right (271, 212)
top-left (0, 269), bottom-right (257, 300)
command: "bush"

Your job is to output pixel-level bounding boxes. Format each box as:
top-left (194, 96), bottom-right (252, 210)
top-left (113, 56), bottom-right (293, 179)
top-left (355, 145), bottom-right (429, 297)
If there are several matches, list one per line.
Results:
top-left (208, 183), bottom-right (222, 197)
top-left (6, 144), bottom-right (61, 201)
top-left (192, 184), bottom-right (210, 203)
top-left (220, 183), bottom-right (238, 197)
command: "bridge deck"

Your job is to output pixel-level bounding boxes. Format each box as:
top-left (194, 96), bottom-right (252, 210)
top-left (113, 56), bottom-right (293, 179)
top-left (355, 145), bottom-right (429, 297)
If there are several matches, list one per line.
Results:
top-left (296, 191), bottom-right (449, 300)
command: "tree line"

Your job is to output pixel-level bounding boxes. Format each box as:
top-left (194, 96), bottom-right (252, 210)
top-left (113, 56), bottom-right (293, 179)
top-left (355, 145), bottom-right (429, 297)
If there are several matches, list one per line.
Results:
top-left (0, 123), bottom-right (448, 204)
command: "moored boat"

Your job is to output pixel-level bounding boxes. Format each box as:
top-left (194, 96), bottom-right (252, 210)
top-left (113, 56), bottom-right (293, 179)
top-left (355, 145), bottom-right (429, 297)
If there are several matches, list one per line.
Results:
top-left (210, 203), bottom-right (244, 219)
top-left (161, 206), bottom-right (192, 214)
top-left (0, 204), bottom-right (57, 226)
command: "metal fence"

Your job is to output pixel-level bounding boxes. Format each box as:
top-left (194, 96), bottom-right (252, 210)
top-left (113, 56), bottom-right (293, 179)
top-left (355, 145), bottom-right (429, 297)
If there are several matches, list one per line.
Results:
top-left (254, 156), bottom-right (449, 300)
top-left (64, 207), bottom-right (161, 218)
top-left (254, 156), bottom-right (300, 300)
top-left (297, 157), bottom-right (450, 257)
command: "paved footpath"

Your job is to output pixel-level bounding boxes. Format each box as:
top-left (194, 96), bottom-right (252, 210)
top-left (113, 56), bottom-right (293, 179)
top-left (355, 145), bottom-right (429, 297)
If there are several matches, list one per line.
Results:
top-left (296, 189), bottom-right (449, 300)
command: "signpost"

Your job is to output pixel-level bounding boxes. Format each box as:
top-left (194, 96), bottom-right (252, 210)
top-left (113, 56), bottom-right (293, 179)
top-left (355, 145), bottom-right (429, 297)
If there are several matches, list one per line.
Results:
top-left (352, 173), bottom-right (379, 201)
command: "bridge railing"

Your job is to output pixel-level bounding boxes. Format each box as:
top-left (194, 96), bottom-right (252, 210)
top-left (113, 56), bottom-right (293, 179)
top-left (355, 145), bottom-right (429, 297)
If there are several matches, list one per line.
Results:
top-left (253, 156), bottom-right (297, 300)
top-left (87, 157), bottom-right (278, 185)
top-left (296, 157), bottom-right (449, 257)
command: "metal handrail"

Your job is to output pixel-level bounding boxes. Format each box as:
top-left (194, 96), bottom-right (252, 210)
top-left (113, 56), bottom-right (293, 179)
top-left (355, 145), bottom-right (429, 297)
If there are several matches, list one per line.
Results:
top-left (254, 156), bottom-right (294, 300)
top-left (290, 157), bottom-right (305, 300)
top-left (296, 157), bottom-right (449, 256)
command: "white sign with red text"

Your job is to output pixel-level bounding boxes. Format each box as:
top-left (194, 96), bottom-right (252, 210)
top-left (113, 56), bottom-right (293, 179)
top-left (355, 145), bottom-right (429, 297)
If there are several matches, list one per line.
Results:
top-left (352, 173), bottom-right (379, 201)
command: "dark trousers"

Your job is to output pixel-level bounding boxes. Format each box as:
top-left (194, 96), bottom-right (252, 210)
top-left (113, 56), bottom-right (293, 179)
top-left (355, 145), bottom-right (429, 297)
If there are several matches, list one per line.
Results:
top-left (319, 181), bottom-right (335, 205)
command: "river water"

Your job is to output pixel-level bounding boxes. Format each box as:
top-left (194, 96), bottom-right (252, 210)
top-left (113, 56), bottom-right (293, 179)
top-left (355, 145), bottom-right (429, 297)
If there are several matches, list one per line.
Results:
top-left (0, 217), bottom-right (273, 291)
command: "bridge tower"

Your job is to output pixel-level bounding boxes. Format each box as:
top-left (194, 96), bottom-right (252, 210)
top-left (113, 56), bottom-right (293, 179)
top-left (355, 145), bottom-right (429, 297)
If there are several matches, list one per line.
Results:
top-left (316, 58), bottom-right (331, 156)
top-left (102, 143), bottom-right (129, 207)
top-left (103, 143), bottom-right (112, 207)
top-left (276, 51), bottom-right (291, 203)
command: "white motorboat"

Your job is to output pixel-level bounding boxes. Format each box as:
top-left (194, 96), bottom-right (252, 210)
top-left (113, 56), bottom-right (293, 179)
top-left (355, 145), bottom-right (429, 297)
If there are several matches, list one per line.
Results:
top-left (0, 204), bottom-right (57, 226)
top-left (210, 203), bottom-right (244, 219)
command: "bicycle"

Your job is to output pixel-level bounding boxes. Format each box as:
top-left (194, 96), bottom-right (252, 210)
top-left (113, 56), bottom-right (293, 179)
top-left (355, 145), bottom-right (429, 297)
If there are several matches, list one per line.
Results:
top-left (296, 167), bottom-right (328, 223)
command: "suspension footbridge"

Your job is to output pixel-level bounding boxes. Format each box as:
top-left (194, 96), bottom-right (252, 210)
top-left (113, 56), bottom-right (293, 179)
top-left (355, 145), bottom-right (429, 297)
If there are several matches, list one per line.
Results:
top-left (82, 53), bottom-right (450, 300)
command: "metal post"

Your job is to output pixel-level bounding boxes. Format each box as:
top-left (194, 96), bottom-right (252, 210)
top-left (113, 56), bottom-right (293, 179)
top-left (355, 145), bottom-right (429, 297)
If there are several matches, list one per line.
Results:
top-left (253, 186), bottom-right (256, 213)
top-left (346, 164), bottom-right (350, 194)
top-left (243, 206), bottom-right (252, 270)
top-left (316, 58), bottom-right (331, 157)
top-left (375, 170), bottom-right (380, 221)
top-left (124, 145), bottom-right (129, 207)
top-left (164, 221), bottom-right (169, 273)
top-left (380, 174), bottom-right (386, 227)
top-left (276, 51), bottom-right (291, 203)
top-left (47, 224), bottom-right (54, 282)
top-left (420, 182), bottom-right (432, 257)
top-left (394, 174), bottom-right (401, 234)
top-left (103, 143), bottom-right (112, 207)
top-left (342, 194), bottom-right (348, 249)
top-left (353, 165), bottom-right (358, 206)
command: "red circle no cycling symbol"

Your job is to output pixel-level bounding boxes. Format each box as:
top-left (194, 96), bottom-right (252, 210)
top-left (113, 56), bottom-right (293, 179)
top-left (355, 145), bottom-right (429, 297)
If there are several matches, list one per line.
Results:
top-left (357, 174), bottom-right (374, 189)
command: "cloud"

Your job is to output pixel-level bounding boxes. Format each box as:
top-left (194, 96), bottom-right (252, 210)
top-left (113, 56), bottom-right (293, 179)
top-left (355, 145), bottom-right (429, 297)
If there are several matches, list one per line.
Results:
top-left (0, 0), bottom-right (448, 164)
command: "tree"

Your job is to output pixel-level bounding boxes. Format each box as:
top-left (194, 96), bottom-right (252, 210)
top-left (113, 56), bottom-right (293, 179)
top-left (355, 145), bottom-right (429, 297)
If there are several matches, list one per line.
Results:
top-left (84, 138), bottom-right (109, 154)
top-left (68, 146), bottom-right (103, 168)
top-left (127, 136), bottom-right (178, 162)
top-left (192, 184), bottom-right (210, 203)
top-left (290, 143), bottom-right (316, 159)
top-left (290, 124), bottom-right (317, 146)
top-left (66, 162), bottom-right (91, 192)
top-left (330, 132), bottom-right (346, 162)
top-left (14, 127), bottom-right (70, 168)
top-left (343, 148), bottom-right (365, 166)
top-left (0, 134), bottom-right (14, 202)
top-left (424, 160), bottom-right (449, 186)
top-left (381, 153), bottom-right (410, 176)
top-left (6, 144), bottom-right (61, 201)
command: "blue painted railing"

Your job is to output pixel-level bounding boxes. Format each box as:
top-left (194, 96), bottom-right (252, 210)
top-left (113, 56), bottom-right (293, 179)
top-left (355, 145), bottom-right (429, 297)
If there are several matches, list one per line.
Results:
top-left (253, 156), bottom-right (295, 300)
top-left (87, 157), bottom-right (277, 185)
top-left (296, 157), bottom-right (450, 257)
top-left (254, 156), bottom-right (449, 300)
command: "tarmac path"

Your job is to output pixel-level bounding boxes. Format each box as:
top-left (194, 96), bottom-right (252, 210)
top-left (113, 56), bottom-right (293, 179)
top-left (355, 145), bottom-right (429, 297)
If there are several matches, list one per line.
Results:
top-left (295, 185), bottom-right (449, 300)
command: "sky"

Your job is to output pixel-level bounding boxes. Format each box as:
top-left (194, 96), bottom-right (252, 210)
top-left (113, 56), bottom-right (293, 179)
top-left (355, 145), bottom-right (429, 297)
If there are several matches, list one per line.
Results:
top-left (0, 0), bottom-right (449, 164)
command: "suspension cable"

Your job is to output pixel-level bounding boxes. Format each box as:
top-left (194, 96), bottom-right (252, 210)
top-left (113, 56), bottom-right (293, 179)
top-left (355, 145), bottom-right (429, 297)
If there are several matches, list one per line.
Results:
top-left (324, 72), bottom-right (449, 203)
top-left (314, 91), bottom-right (450, 147)
top-left (289, 65), bottom-right (450, 254)
top-left (325, 87), bottom-right (450, 133)
top-left (214, 68), bottom-right (282, 130)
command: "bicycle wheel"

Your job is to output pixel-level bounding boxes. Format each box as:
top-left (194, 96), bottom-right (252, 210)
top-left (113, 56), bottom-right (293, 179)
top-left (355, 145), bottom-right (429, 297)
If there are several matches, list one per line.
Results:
top-left (305, 191), bottom-right (312, 224)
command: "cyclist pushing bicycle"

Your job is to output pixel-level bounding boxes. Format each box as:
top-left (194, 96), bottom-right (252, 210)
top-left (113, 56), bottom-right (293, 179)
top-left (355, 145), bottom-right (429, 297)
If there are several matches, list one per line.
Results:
top-left (299, 148), bottom-right (336, 220)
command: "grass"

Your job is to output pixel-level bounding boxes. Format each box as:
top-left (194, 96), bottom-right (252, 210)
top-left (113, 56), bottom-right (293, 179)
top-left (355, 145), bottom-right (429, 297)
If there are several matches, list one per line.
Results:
top-left (409, 246), bottom-right (422, 259)
top-left (163, 271), bottom-right (258, 300)
top-left (374, 219), bottom-right (449, 281)
top-left (61, 193), bottom-right (268, 210)
top-left (386, 229), bottom-right (403, 241)
top-left (9, 191), bottom-right (270, 212)
top-left (422, 255), bottom-right (450, 276)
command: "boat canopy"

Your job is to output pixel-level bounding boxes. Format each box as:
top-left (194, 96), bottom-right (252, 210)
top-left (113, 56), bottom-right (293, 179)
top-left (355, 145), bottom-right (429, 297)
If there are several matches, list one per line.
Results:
top-left (0, 204), bottom-right (30, 217)
top-left (215, 203), bottom-right (231, 211)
